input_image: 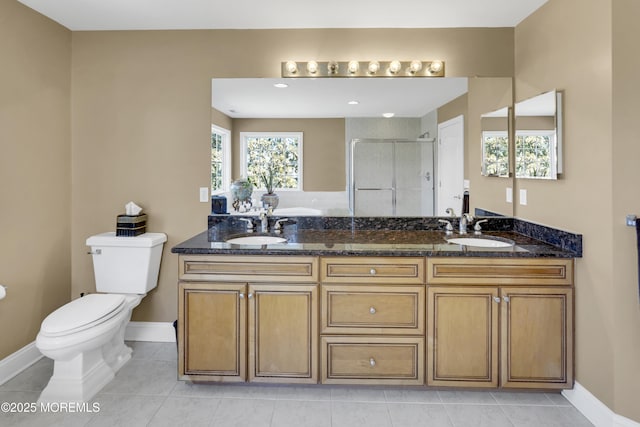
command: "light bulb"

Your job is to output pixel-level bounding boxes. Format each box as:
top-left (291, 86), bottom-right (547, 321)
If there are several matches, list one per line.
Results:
top-left (327, 61), bottom-right (339, 75)
top-left (389, 60), bottom-right (402, 74)
top-left (367, 61), bottom-right (380, 75)
top-left (409, 60), bottom-right (423, 74)
top-left (347, 60), bottom-right (360, 74)
top-left (429, 60), bottom-right (443, 73)
top-left (285, 61), bottom-right (298, 74)
top-left (306, 61), bottom-right (318, 74)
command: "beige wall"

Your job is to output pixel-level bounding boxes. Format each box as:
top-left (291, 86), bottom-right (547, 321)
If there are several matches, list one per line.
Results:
top-left (70, 27), bottom-right (515, 323)
top-left (231, 118), bottom-right (346, 191)
top-left (516, 0), bottom-right (640, 421)
top-left (0, 1), bottom-right (71, 358)
top-left (611, 0), bottom-right (640, 420)
top-left (438, 77), bottom-right (514, 216)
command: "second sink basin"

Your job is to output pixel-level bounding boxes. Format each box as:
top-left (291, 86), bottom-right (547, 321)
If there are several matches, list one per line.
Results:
top-left (446, 237), bottom-right (515, 248)
top-left (225, 235), bottom-right (287, 245)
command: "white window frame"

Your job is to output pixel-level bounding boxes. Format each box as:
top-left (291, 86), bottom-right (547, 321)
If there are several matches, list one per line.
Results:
top-left (240, 132), bottom-right (304, 191)
top-left (211, 125), bottom-right (231, 194)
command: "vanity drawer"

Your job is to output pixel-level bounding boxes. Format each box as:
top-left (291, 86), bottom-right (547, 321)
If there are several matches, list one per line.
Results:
top-left (179, 255), bottom-right (318, 282)
top-left (427, 258), bottom-right (573, 286)
top-left (320, 257), bottom-right (424, 284)
top-left (321, 336), bottom-right (424, 385)
top-left (320, 285), bottom-right (425, 335)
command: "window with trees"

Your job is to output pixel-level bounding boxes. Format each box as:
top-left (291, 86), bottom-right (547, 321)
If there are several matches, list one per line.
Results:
top-left (515, 130), bottom-right (556, 179)
top-left (481, 131), bottom-right (509, 177)
top-left (240, 132), bottom-right (303, 191)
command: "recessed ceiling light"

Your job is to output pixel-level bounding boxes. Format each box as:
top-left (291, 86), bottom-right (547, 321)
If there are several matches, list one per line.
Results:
top-left (273, 83), bottom-right (289, 88)
top-left (348, 100), bottom-right (359, 105)
top-left (382, 112), bottom-right (395, 118)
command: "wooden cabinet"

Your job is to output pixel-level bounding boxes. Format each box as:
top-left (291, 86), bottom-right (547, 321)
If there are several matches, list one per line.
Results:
top-left (177, 254), bottom-right (575, 390)
top-left (179, 282), bottom-right (246, 381)
top-left (178, 255), bottom-right (318, 383)
top-left (248, 284), bottom-right (317, 383)
top-left (426, 258), bottom-right (574, 389)
top-left (319, 257), bottom-right (425, 385)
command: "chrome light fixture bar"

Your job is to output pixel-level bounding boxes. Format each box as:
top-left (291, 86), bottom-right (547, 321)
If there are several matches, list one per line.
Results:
top-left (282, 60), bottom-right (445, 78)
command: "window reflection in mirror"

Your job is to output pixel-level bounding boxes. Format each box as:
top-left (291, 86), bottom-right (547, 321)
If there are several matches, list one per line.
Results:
top-left (480, 107), bottom-right (509, 177)
top-left (514, 90), bottom-right (563, 180)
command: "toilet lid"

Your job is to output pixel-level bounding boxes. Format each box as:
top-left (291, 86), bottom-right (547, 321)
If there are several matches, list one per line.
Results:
top-left (41, 294), bottom-right (126, 336)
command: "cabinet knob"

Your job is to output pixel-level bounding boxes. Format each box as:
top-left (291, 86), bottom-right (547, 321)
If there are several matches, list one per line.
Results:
top-left (493, 296), bottom-right (501, 303)
top-left (370, 268), bottom-right (377, 276)
top-left (248, 293), bottom-right (254, 299)
top-left (503, 296), bottom-right (510, 303)
top-left (239, 293), bottom-right (245, 299)
top-left (369, 358), bottom-right (376, 367)
top-left (369, 307), bottom-right (376, 315)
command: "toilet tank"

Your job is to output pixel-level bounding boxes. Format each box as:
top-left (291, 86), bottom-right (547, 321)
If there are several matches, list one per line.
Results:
top-left (86, 232), bottom-right (167, 294)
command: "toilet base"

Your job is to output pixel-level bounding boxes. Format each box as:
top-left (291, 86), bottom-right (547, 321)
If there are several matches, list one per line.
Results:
top-left (38, 347), bottom-right (114, 403)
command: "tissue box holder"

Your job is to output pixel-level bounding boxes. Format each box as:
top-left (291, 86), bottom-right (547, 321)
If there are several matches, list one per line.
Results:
top-left (116, 214), bottom-right (147, 237)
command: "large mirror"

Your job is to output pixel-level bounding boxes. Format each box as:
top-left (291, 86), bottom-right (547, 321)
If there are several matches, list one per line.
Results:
top-left (211, 77), bottom-right (514, 217)
top-left (514, 89), bottom-right (563, 180)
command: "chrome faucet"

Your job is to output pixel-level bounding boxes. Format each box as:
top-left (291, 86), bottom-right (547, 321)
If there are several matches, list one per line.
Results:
top-left (273, 218), bottom-right (289, 234)
top-left (438, 219), bottom-right (454, 235)
top-left (474, 219), bottom-right (488, 235)
top-left (259, 206), bottom-right (273, 233)
top-left (459, 213), bottom-right (474, 234)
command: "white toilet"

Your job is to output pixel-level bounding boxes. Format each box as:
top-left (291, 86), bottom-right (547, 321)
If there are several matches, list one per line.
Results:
top-left (36, 232), bottom-right (167, 403)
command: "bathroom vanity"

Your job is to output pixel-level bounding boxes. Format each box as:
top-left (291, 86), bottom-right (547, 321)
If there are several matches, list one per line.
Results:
top-left (172, 217), bottom-right (580, 391)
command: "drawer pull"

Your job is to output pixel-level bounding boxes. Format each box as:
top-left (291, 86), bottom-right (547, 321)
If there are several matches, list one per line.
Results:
top-left (370, 268), bottom-right (377, 276)
top-left (248, 293), bottom-right (254, 299)
top-left (239, 293), bottom-right (245, 299)
top-left (493, 297), bottom-right (501, 303)
top-left (369, 306), bottom-right (377, 315)
top-left (369, 358), bottom-right (376, 367)
top-left (503, 296), bottom-right (510, 303)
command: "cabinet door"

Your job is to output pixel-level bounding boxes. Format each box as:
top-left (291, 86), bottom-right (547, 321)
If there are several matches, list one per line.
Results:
top-left (500, 287), bottom-right (573, 389)
top-left (178, 282), bottom-right (246, 381)
top-left (248, 284), bottom-right (318, 383)
top-left (427, 286), bottom-right (499, 387)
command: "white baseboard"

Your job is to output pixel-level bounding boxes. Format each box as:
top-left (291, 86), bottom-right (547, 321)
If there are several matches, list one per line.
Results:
top-left (0, 342), bottom-right (43, 386)
top-left (124, 321), bottom-right (177, 343)
top-left (563, 382), bottom-right (640, 427)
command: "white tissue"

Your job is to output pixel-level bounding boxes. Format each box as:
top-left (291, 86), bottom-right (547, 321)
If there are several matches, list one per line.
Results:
top-left (0, 285), bottom-right (6, 300)
top-left (125, 201), bottom-right (143, 216)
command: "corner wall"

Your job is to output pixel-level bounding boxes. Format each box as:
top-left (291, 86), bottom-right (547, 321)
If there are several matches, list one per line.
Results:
top-left (0, 0), bottom-right (71, 358)
top-left (516, 0), bottom-right (640, 422)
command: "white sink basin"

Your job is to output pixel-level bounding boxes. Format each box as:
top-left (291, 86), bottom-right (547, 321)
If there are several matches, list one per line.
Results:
top-left (446, 237), bottom-right (515, 248)
top-left (225, 235), bottom-right (287, 245)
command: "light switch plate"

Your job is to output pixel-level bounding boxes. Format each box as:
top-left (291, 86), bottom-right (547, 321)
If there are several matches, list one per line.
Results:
top-left (519, 189), bottom-right (528, 205)
top-left (199, 187), bottom-right (209, 203)
top-left (506, 187), bottom-right (513, 204)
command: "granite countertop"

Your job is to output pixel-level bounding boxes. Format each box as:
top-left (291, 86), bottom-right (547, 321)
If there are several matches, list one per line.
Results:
top-left (171, 225), bottom-right (579, 258)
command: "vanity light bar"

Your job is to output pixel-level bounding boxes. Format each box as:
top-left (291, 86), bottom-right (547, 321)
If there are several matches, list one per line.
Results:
top-left (281, 60), bottom-right (445, 78)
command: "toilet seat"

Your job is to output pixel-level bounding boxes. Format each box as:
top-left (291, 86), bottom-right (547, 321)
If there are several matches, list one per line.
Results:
top-left (40, 294), bottom-right (126, 337)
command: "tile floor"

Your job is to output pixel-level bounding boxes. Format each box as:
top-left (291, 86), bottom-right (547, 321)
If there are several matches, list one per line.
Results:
top-left (0, 342), bottom-right (594, 427)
